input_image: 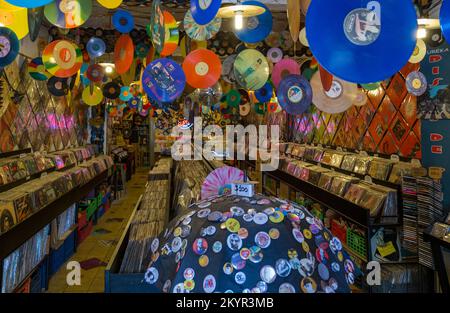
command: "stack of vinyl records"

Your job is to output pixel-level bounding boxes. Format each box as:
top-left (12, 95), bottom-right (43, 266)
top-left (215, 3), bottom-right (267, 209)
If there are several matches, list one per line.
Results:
top-left (50, 204), bottom-right (77, 248)
top-left (401, 176), bottom-right (419, 258)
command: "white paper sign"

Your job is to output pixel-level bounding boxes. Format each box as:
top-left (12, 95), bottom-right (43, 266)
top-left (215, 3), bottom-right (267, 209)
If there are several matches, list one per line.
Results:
top-left (231, 182), bottom-right (255, 197)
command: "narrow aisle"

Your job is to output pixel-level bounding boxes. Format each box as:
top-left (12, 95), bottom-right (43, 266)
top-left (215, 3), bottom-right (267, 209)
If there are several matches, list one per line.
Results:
top-left (47, 168), bottom-right (149, 293)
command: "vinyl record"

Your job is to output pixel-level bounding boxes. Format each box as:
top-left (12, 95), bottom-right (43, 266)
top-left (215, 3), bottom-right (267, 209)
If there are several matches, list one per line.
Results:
top-left (0, 3), bottom-right (28, 40)
top-left (86, 37), bottom-right (106, 58)
top-left (142, 58), bottom-right (186, 103)
top-left (353, 89), bottom-right (368, 106)
top-left (28, 7), bottom-right (44, 42)
top-left (319, 65), bottom-right (333, 92)
top-left (201, 166), bottom-right (244, 199)
top-left (226, 89), bottom-right (241, 107)
top-left (102, 82), bottom-right (120, 99)
top-left (44, 0), bottom-right (92, 29)
top-left (82, 85), bottom-right (103, 106)
top-left (128, 96), bottom-right (140, 109)
top-left (277, 74), bottom-right (312, 115)
top-left (120, 86), bottom-right (133, 101)
top-left (299, 27), bottom-right (309, 47)
top-left (28, 57), bottom-right (51, 81)
top-left (221, 54), bottom-right (237, 84)
top-left (97, 0), bottom-right (122, 9)
top-left (426, 28), bottom-right (444, 48)
top-left (47, 76), bottom-right (68, 97)
top-left (114, 34), bottom-right (134, 74)
top-left (190, 0), bottom-right (221, 26)
top-left (239, 103), bottom-right (251, 116)
top-left (42, 40), bottom-right (82, 78)
top-left (406, 71), bottom-right (427, 96)
top-left (306, 0), bottom-right (417, 84)
top-left (234, 49), bottom-right (269, 90)
top-left (408, 39), bottom-right (426, 64)
top-left (311, 71), bottom-right (357, 114)
top-left (135, 42), bottom-right (150, 58)
top-left (0, 27), bottom-right (19, 67)
top-left (234, 1), bottom-right (272, 44)
top-left (5, 0), bottom-right (53, 8)
top-left (267, 48), bottom-right (283, 63)
top-left (255, 82), bottom-right (273, 103)
top-left (183, 49), bottom-right (221, 89)
top-left (440, 0), bottom-right (450, 43)
top-left (287, 0), bottom-right (301, 43)
top-left (161, 11), bottom-right (179, 57)
top-left (86, 64), bottom-right (104, 82)
top-left (180, 35), bottom-right (207, 57)
top-left (272, 58), bottom-right (301, 88)
top-left (184, 10), bottom-right (221, 41)
top-left (149, 0), bottom-right (165, 54)
top-left (112, 9), bottom-right (134, 33)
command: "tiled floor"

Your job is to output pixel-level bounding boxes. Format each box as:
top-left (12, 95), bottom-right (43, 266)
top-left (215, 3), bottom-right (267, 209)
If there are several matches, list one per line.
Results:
top-left (47, 168), bottom-right (149, 293)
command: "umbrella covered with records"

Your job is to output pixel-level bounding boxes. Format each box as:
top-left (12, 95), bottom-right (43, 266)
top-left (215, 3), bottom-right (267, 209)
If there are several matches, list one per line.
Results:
top-left (143, 192), bottom-right (360, 293)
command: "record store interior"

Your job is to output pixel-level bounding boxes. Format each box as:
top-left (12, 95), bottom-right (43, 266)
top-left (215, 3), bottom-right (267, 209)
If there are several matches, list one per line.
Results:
top-left (0, 0), bottom-right (450, 295)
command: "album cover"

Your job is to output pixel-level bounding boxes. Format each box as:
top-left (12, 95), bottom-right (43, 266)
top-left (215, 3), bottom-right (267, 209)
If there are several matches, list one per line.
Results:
top-left (321, 151), bottom-right (333, 165)
top-left (329, 176), bottom-right (354, 196)
top-left (353, 157), bottom-right (372, 175)
top-left (0, 189), bottom-right (33, 224)
top-left (368, 158), bottom-right (394, 181)
top-left (389, 162), bottom-right (414, 184)
top-left (344, 184), bottom-right (367, 204)
top-left (0, 164), bottom-right (13, 185)
top-left (330, 153), bottom-right (346, 168)
top-left (0, 202), bottom-right (17, 234)
top-left (7, 159), bottom-right (29, 181)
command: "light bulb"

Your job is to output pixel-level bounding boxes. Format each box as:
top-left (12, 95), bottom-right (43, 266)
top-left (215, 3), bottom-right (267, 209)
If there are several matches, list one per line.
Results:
top-left (417, 28), bottom-right (427, 39)
top-left (105, 66), bottom-right (114, 74)
top-left (235, 12), bottom-right (243, 30)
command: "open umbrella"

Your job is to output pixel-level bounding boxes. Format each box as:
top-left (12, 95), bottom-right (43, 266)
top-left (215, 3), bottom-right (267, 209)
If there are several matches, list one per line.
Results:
top-left (143, 193), bottom-right (359, 293)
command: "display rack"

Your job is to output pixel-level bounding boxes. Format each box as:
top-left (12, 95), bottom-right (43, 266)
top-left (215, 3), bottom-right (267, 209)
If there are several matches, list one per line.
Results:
top-left (423, 230), bottom-right (450, 294)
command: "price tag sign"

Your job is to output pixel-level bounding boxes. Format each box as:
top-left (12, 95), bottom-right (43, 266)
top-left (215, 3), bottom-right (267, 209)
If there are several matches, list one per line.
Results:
top-left (231, 181), bottom-right (257, 197)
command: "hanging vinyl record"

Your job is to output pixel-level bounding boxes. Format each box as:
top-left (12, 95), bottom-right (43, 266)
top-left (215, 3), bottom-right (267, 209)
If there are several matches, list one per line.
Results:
top-left (103, 82), bottom-right (121, 99)
top-left (405, 71), bottom-right (427, 96)
top-left (353, 89), bottom-right (368, 106)
top-left (183, 49), bottom-right (222, 89)
top-left (306, 0), bottom-right (417, 84)
top-left (42, 40), bottom-right (82, 78)
top-left (142, 58), bottom-right (186, 103)
top-left (120, 86), bottom-right (133, 101)
top-left (310, 71), bottom-right (357, 114)
top-left (221, 54), bottom-right (237, 84)
top-left (190, 0), bottom-right (222, 26)
top-left (201, 166), bottom-right (244, 199)
top-left (86, 37), bottom-right (106, 58)
top-left (0, 27), bottom-right (19, 67)
top-left (267, 48), bottom-right (283, 63)
top-left (28, 57), bottom-right (51, 81)
top-left (47, 76), bottom-right (69, 97)
top-left (161, 11), bottom-right (179, 57)
top-left (27, 6), bottom-right (44, 42)
top-left (440, 0), bottom-right (450, 43)
top-left (272, 58), bottom-right (301, 88)
top-left (408, 39), bottom-right (426, 64)
top-left (226, 89), bottom-right (241, 108)
top-left (86, 64), bottom-right (104, 82)
top-left (277, 74), bottom-right (312, 115)
top-left (44, 0), bottom-right (92, 29)
top-left (239, 102), bottom-right (251, 116)
top-left (299, 27), bottom-right (309, 47)
top-left (114, 34), bottom-right (134, 74)
top-left (184, 10), bottom-right (221, 41)
top-left (255, 82), bottom-right (273, 103)
top-left (82, 85), bottom-right (103, 106)
top-left (0, 3), bottom-right (29, 39)
top-left (112, 9), bottom-right (134, 33)
top-left (97, 0), bottom-right (122, 9)
top-left (128, 96), bottom-right (140, 109)
top-left (234, 1), bottom-right (272, 44)
top-left (234, 49), bottom-right (269, 90)
top-left (149, 0), bottom-right (165, 54)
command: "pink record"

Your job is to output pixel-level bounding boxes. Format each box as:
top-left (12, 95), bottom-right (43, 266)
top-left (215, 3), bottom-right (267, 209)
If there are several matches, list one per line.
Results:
top-left (201, 166), bottom-right (245, 199)
top-left (271, 58), bottom-right (301, 88)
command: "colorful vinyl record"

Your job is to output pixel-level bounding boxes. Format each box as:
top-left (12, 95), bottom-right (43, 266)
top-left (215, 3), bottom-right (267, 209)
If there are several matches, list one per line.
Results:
top-left (0, 27), bottom-right (19, 67)
top-left (47, 76), bottom-right (68, 97)
top-left (102, 82), bottom-right (120, 99)
top-left (277, 74), bottom-right (312, 115)
top-left (234, 49), bottom-right (269, 90)
top-left (113, 9), bottom-right (134, 33)
top-left (287, 0), bottom-right (301, 43)
top-left (44, 0), bottom-right (92, 29)
top-left (128, 96), bottom-right (140, 109)
top-left (86, 37), bottom-right (106, 58)
top-left (82, 85), bottom-right (103, 106)
top-left (319, 65), bottom-right (333, 92)
top-left (272, 58), bottom-right (301, 88)
top-left (42, 40), bottom-right (82, 78)
top-left (221, 54), bottom-right (237, 84)
top-left (267, 48), bottom-right (283, 63)
top-left (306, 0), bottom-right (417, 84)
top-left (0, 3), bottom-right (28, 40)
top-left (161, 11), bottom-right (179, 57)
top-left (441, 0), bottom-right (450, 43)
top-left (353, 89), bottom-right (368, 106)
top-left (114, 34), bottom-right (134, 74)
top-left (201, 166), bottom-right (244, 199)
top-left (406, 71), bottom-right (427, 96)
top-left (28, 6), bottom-right (44, 42)
top-left (97, 0), bottom-right (122, 9)
top-left (142, 58), bottom-right (186, 103)
top-left (239, 103), bottom-right (251, 116)
top-left (311, 71), bottom-right (357, 114)
top-left (255, 82), bottom-right (273, 103)
top-left (183, 49), bottom-right (221, 89)
top-left (184, 10), bottom-right (221, 41)
top-left (28, 57), bottom-right (51, 81)
top-left (234, 1), bottom-right (272, 44)
top-left (135, 43), bottom-right (150, 58)
top-left (149, 0), bottom-right (165, 54)
top-left (5, 0), bottom-right (53, 7)
top-left (190, 0), bottom-right (222, 26)
top-left (120, 86), bottom-right (133, 101)
top-left (86, 64), bottom-right (104, 82)
top-left (226, 89), bottom-right (241, 107)
top-left (408, 39), bottom-right (426, 64)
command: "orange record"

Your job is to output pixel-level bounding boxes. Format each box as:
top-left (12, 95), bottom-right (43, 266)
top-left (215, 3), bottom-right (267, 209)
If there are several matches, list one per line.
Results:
top-left (319, 65), bottom-right (333, 92)
top-left (182, 48), bottom-right (221, 89)
top-left (114, 34), bottom-right (134, 74)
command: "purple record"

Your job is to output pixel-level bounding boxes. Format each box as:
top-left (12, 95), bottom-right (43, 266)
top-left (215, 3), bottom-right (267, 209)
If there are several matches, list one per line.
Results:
top-left (405, 71), bottom-right (427, 96)
top-left (267, 47), bottom-right (283, 63)
top-left (276, 74), bottom-right (312, 115)
top-left (142, 58), bottom-right (186, 103)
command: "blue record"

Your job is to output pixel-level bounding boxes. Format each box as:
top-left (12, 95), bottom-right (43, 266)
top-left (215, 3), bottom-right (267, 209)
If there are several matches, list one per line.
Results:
top-left (276, 74), bottom-right (312, 115)
top-left (255, 82), bottom-right (273, 103)
top-left (190, 0), bottom-right (222, 25)
top-left (0, 27), bottom-right (19, 68)
top-left (306, 0), bottom-right (417, 84)
top-left (128, 97), bottom-right (141, 109)
top-left (441, 0), bottom-right (450, 43)
top-left (142, 58), bottom-right (186, 103)
top-left (113, 9), bottom-right (135, 33)
top-left (86, 37), bottom-right (106, 58)
top-left (234, 1), bottom-right (272, 44)
top-left (5, 0), bottom-right (53, 8)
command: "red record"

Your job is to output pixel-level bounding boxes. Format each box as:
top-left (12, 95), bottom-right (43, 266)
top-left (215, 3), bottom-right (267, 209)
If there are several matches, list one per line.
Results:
top-left (114, 34), bottom-right (134, 74)
top-left (182, 48), bottom-right (222, 89)
top-left (319, 65), bottom-right (333, 92)
top-left (271, 58), bottom-right (300, 88)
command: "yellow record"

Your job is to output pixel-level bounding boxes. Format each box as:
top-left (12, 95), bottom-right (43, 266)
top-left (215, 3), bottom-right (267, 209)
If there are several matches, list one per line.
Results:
top-left (97, 0), bottom-right (122, 9)
top-left (408, 39), bottom-right (426, 64)
top-left (0, 1), bottom-right (28, 39)
top-left (82, 85), bottom-right (103, 106)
